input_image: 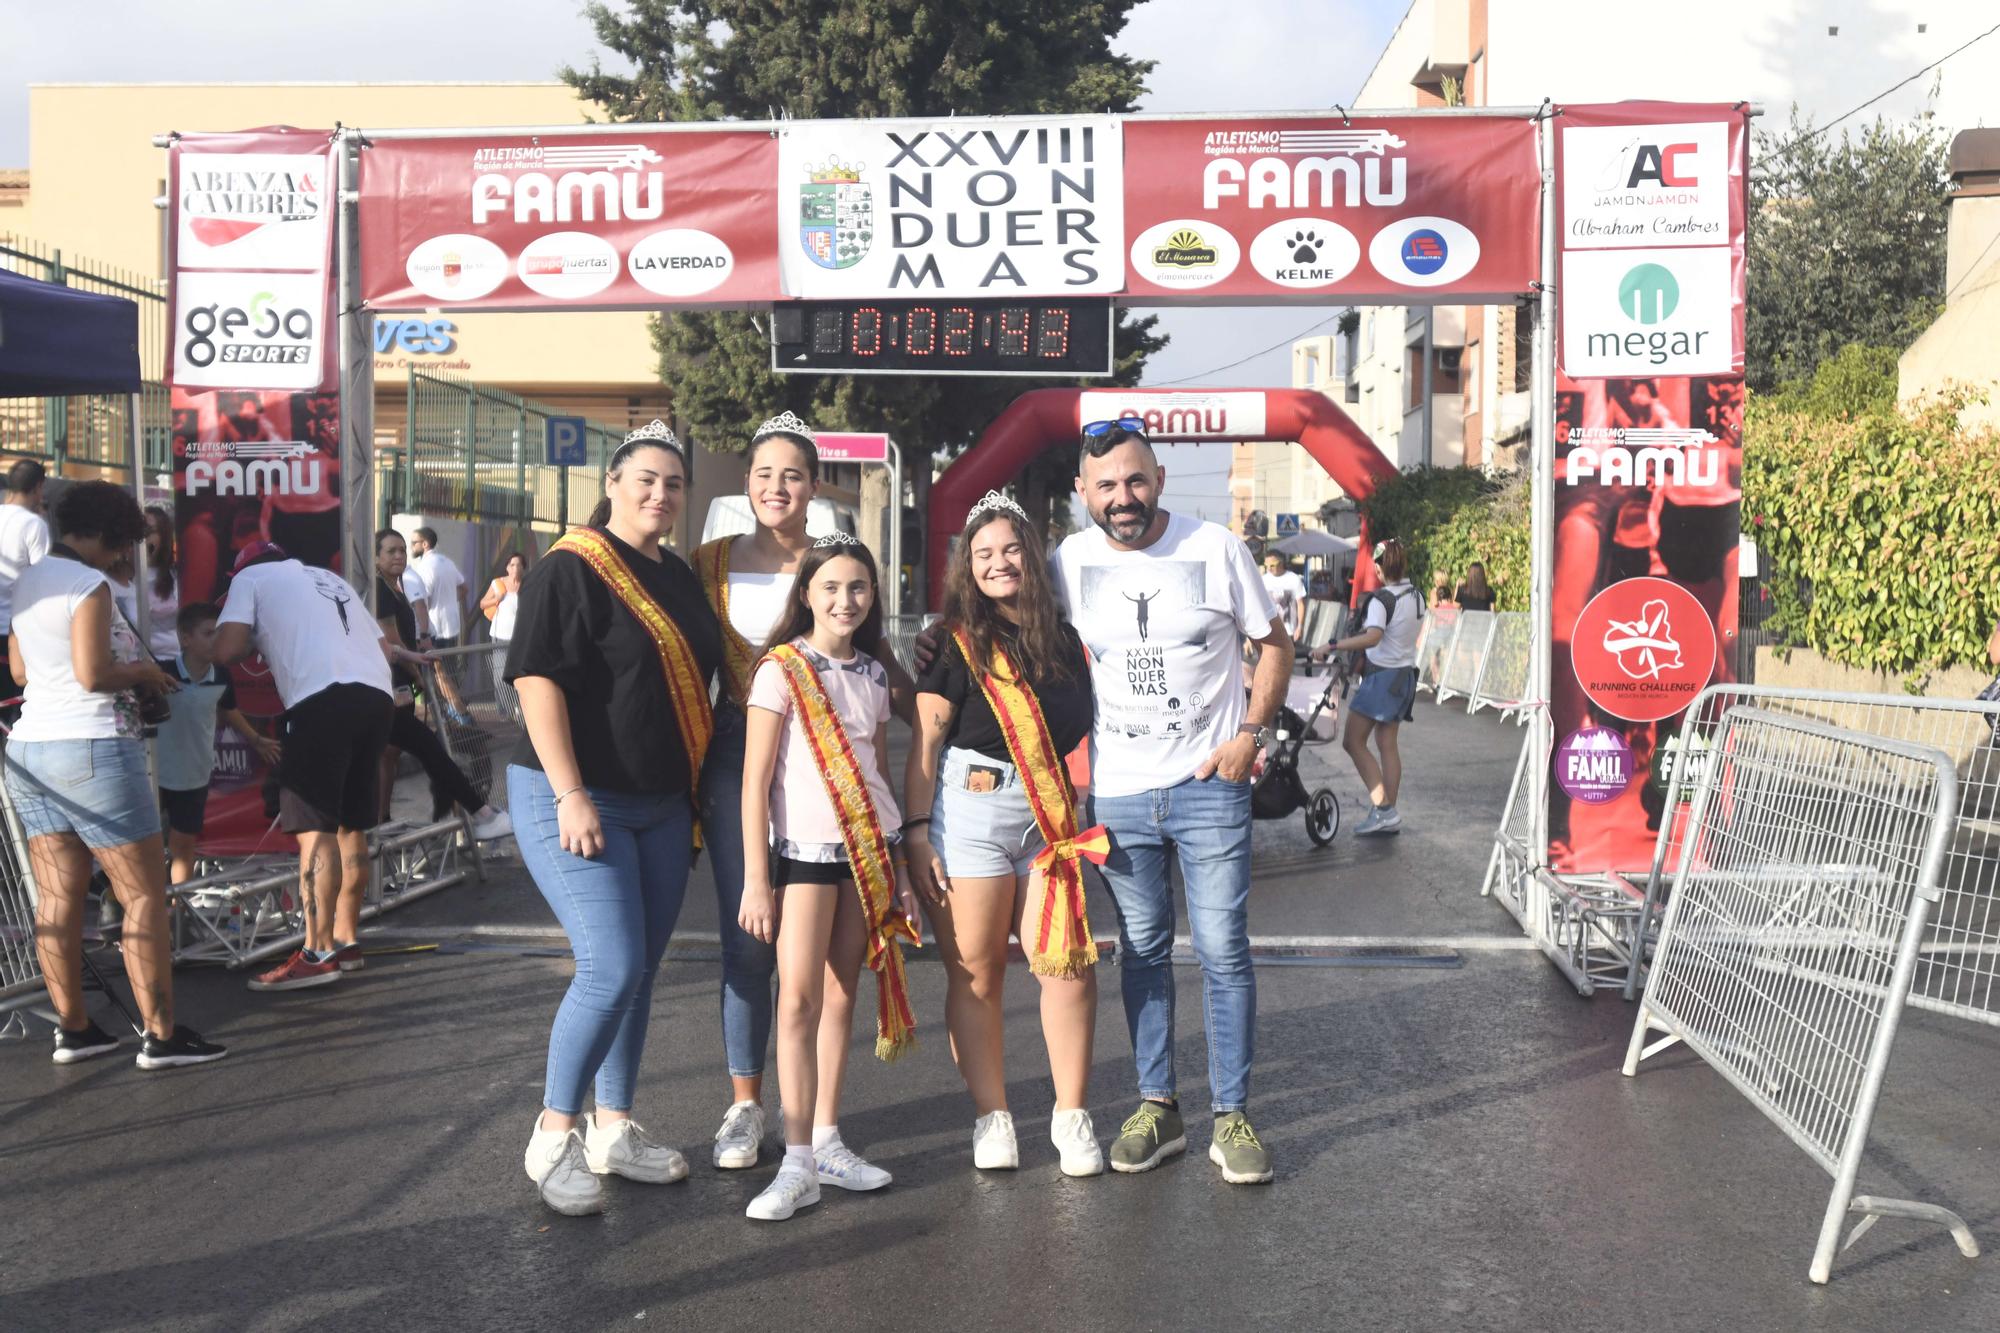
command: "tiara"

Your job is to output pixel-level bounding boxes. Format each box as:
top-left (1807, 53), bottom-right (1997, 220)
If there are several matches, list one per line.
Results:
top-left (812, 531), bottom-right (862, 550)
top-left (623, 419), bottom-right (678, 448)
top-left (752, 410), bottom-right (816, 445)
top-left (966, 490), bottom-right (1028, 526)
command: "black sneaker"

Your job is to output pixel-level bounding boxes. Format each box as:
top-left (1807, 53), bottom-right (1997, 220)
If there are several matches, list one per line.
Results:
top-left (52, 1019), bottom-right (122, 1065)
top-left (136, 1025), bottom-right (229, 1070)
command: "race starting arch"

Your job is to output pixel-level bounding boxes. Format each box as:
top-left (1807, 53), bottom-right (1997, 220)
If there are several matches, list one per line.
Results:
top-left (927, 386), bottom-right (1396, 606)
top-left (155, 99), bottom-right (1751, 985)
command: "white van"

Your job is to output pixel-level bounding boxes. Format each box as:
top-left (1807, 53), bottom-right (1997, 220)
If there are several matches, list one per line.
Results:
top-left (699, 495), bottom-right (857, 544)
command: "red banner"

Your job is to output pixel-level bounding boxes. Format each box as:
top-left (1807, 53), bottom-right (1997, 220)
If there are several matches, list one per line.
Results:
top-left (358, 131), bottom-right (781, 311)
top-left (1548, 103), bottom-right (1750, 873)
top-left (168, 128), bottom-right (344, 858)
top-left (1119, 116), bottom-right (1540, 302)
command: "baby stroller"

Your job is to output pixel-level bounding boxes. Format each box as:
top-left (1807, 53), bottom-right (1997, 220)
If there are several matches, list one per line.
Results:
top-left (1250, 666), bottom-right (1345, 846)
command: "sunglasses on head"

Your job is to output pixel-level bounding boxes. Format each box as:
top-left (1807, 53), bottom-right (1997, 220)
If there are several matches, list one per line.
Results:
top-left (1082, 414), bottom-right (1148, 440)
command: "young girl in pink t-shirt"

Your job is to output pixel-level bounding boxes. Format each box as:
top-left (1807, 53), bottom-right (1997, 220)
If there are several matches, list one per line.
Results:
top-left (739, 534), bottom-right (919, 1222)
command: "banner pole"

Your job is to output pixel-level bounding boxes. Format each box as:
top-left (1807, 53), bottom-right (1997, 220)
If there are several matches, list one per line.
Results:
top-left (336, 129), bottom-right (377, 606)
top-left (1529, 108), bottom-right (1557, 867)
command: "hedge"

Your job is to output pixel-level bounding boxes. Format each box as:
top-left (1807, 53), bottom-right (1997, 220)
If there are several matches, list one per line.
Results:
top-left (1357, 466), bottom-right (1529, 610)
top-left (1744, 398), bottom-right (2000, 681)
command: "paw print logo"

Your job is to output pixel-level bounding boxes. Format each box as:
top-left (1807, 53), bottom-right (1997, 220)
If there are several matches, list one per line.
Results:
top-left (1289, 231), bottom-right (1322, 264)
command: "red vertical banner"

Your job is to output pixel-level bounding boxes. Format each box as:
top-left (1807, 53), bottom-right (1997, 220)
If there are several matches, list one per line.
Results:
top-left (1548, 103), bottom-right (1750, 873)
top-left (168, 128), bottom-right (341, 856)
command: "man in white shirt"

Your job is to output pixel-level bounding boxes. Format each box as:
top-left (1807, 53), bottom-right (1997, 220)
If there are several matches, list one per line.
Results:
top-left (1261, 552), bottom-right (1308, 641)
top-left (1054, 418), bottom-right (1291, 1185)
top-left (0, 460), bottom-right (52, 694)
top-left (216, 541), bottom-right (396, 993)
top-left (408, 525), bottom-right (471, 723)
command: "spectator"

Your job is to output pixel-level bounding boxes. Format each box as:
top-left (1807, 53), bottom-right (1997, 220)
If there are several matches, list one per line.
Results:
top-left (505, 422), bottom-right (721, 1217)
top-left (373, 529), bottom-right (512, 841)
top-left (480, 550), bottom-right (529, 723)
top-left (1454, 562), bottom-right (1495, 613)
top-left (156, 602), bottom-right (280, 885)
top-left (215, 541), bottom-right (398, 990)
top-left (0, 460), bottom-right (51, 692)
top-left (914, 416), bottom-right (1291, 1185)
top-left (409, 525), bottom-right (472, 726)
top-left (2, 480), bottom-right (226, 1069)
top-left (905, 493), bottom-right (1103, 1177)
top-left (1314, 538), bottom-right (1424, 835)
top-left (141, 506), bottom-right (182, 659)
top-left (1260, 551), bottom-right (1308, 641)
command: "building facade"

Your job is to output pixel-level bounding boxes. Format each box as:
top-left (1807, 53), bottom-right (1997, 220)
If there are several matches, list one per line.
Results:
top-left (1336, 0), bottom-right (1998, 473)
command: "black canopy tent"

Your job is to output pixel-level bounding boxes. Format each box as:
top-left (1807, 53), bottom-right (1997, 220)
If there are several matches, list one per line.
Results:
top-left (0, 266), bottom-right (142, 397)
top-left (0, 265), bottom-right (158, 638)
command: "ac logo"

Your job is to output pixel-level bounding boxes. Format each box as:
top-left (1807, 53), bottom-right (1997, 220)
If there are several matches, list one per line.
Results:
top-left (1625, 142), bottom-right (1699, 189)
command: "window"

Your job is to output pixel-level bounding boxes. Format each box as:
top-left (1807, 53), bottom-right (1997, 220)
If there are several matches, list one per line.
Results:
top-left (1406, 346), bottom-right (1424, 411)
top-left (1433, 347), bottom-right (1463, 395)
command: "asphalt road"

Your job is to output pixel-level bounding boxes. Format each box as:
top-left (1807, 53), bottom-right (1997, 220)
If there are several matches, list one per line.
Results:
top-left (4, 697), bottom-right (1998, 1332)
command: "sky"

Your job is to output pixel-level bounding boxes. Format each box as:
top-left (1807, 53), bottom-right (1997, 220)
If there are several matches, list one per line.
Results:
top-left (0, 0), bottom-right (1410, 519)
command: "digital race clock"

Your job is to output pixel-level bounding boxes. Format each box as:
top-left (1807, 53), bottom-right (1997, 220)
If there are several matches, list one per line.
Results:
top-left (770, 298), bottom-right (1115, 377)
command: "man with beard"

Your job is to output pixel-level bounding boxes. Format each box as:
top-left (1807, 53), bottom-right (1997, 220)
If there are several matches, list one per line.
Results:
top-left (1055, 417), bottom-right (1289, 1185)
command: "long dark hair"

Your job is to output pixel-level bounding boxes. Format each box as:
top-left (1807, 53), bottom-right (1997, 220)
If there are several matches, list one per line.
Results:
top-left (762, 539), bottom-right (884, 660)
top-left (941, 509), bottom-right (1073, 687)
top-left (144, 505), bottom-right (175, 599)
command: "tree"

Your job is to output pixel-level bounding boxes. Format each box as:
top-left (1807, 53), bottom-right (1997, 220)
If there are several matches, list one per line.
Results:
top-left (1747, 112), bottom-right (1949, 395)
top-left (562, 1), bottom-right (1168, 538)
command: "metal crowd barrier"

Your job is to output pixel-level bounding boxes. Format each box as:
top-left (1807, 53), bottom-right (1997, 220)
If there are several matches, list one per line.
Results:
top-left (1621, 707), bottom-right (1976, 1284)
top-left (1624, 683), bottom-right (2000, 1016)
top-left (1467, 612), bottom-right (1533, 723)
top-left (1434, 610), bottom-right (1496, 705)
top-left (0, 794), bottom-right (43, 1010)
top-left (1414, 608), bottom-right (1460, 695)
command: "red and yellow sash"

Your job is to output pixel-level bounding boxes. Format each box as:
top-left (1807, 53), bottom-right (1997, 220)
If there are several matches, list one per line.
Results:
top-left (553, 528), bottom-right (714, 791)
top-left (694, 537), bottom-right (759, 707)
top-left (764, 642), bottom-right (920, 1061)
top-left (951, 628), bottom-right (1104, 978)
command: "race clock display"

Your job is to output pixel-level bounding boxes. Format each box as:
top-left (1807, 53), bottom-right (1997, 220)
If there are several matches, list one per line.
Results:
top-left (771, 298), bottom-right (1115, 377)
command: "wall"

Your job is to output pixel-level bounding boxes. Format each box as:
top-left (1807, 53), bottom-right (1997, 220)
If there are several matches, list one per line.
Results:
top-left (17, 83), bottom-right (661, 391)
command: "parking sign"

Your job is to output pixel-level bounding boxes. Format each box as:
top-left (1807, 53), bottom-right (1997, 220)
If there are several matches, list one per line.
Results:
top-left (545, 416), bottom-right (589, 467)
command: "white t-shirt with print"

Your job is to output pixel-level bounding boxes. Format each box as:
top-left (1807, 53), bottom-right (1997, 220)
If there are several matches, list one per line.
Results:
top-left (746, 639), bottom-right (901, 859)
top-left (412, 549), bottom-right (465, 639)
top-left (8, 555), bottom-right (144, 742)
top-left (0, 503), bottom-right (51, 634)
top-left (218, 559), bottom-right (392, 710)
top-left (1261, 570), bottom-right (1307, 626)
top-left (1363, 582), bottom-right (1424, 669)
top-left (1052, 512), bottom-right (1280, 799)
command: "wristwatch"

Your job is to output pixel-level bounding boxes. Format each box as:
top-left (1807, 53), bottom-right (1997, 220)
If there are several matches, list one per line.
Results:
top-left (1238, 723), bottom-right (1271, 751)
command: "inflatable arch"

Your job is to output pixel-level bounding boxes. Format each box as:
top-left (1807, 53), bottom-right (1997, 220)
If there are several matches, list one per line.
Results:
top-left (927, 387), bottom-right (1400, 606)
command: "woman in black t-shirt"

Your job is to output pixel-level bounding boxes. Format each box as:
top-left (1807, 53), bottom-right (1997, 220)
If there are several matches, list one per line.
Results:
top-left (905, 496), bottom-right (1102, 1177)
top-left (1453, 561), bottom-right (1495, 613)
top-left (371, 529), bottom-right (506, 834)
top-left (503, 423), bottom-right (723, 1218)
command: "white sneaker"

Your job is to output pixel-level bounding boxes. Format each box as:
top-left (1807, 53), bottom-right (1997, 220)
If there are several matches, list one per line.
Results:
top-left (713, 1100), bottom-right (765, 1170)
top-left (814, 1139), bottom-right (893, 1191)
top-left (973, 1110), bottom-right (1019, 1170)
top-left (584, 1114), bottom-right (688, 1184)
top-left (1051, 1108), bottom-right (1105, 1178)
top-left (523, 1116), bottom-right (605, 1216)
top-left (1355, 806), bottom-right (1402, 836)
top-left (470, 807), bottom-right (514, 841)
top-left (746, 1160), bottom-right (820, 1221)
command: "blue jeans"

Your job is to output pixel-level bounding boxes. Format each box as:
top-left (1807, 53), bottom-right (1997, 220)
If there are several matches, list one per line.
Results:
top-left (698, 703), bottom-right (776, 1079)
top-left (509, 764), bottom-right (693, 1116)
top-left (1091, 775), bottom-right (1256, 1113)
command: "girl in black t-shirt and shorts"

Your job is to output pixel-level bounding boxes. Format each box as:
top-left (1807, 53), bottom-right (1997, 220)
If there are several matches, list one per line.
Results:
top-left (906, 496), bottom-right (1103, 1178)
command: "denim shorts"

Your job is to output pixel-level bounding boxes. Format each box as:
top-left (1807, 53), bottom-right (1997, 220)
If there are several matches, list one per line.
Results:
top-left (928, 746), bottom-right (1044, 878)
top-left (1351, 664), bottom-right (1417, 724)
top-left (3, 737), bottom-right (162, 848)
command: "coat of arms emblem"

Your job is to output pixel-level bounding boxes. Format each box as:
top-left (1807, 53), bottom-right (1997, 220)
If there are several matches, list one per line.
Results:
top-left (799, 158), bottom-right (872, 270)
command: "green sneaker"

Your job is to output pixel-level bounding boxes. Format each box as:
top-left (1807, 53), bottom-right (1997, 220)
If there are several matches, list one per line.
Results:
top-left (1209, 1112), bottom-right (1273, 1184)
top-left (1108, 1100), bottom-right (1186, 1173)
